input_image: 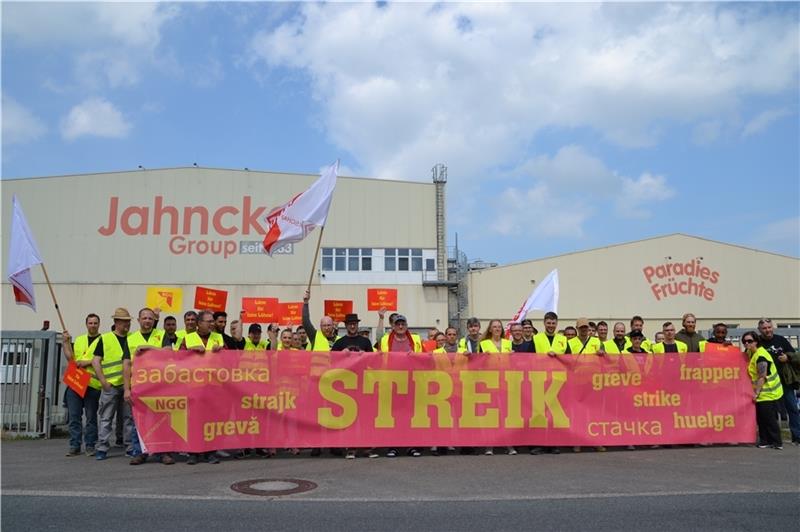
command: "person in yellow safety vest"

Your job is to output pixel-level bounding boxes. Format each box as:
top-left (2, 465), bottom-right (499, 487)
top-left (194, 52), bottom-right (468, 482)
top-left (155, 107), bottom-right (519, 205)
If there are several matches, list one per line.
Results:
top-left (458, 317), bottom-right (483, 353)
top-left (531, 311), bottom-right (567, 456)
top-left (173, 310), bottom-right (198, 351)
top-left (567, 318), bottom-right (602, 355)
top-left (91, 308), bottom-right (135, 461)
top-left (302, 289), bottom-right (340, 351)
top-left (568, 319), bottom-right (606, 453)
top-left (533, 312), bottom-right (568, 356)
top-left (244, 323), bottom-right (268, 350)
top-left (433, 332), bottom-right (446, 351)
top-left (651, 322), bottom-right (688, 353)
top-left (479, 319), bottom-right (512, 353)
top-left (742, 331), bottom-right (784, 449)
top-left (63, 313), bottom-right (103, 457)
top-left (123, 308), bottom-right (174, 465)
top-left (478, 319), bottom-right (516, 456)
top-left (379, 315), bottom-right (423, 352)
top-left (625, 315), bottom-right (653, 353)
top-left (602, 322), bottom-right (631, 353)
top-left (434, 327), bottom-right (466, 353)
top-left (180, 310), bottom-right (223, 465)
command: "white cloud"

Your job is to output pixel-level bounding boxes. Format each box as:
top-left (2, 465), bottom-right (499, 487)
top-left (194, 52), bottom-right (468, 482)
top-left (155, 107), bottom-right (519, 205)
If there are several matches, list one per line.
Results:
top-left (2, 94), bottom-right (47, 144)
top-left (692, 120), bottom-right (723, 145)
top-left (60, 98), bottom-right (131, 140)
top-left (615, 173), bottom-right (675, 219)
top-left (4, 3), bottom-right (179, 91)
top-left (490, 183), bottom-right (591, 238)
top-left (742, 108), bottom-right (791, 138)
top-left (248, 2), bottom-right (798, 183)
top-left (755, 216), bottom-right (800, 257)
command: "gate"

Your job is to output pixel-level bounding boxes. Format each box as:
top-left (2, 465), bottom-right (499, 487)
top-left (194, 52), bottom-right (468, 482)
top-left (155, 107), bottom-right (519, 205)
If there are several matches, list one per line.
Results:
top-left (0, 331), bottom-right (66, 438)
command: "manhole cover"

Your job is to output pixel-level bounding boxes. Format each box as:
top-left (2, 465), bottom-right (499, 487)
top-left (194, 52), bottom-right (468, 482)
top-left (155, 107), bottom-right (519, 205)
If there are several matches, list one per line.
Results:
top-left (230, 478), bottom-right (317, 497)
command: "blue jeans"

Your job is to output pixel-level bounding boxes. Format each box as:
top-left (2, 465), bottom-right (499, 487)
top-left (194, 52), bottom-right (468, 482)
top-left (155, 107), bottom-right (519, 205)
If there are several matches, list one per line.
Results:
top-left (782, 385), bottom-right (800, 441)
top-left (66, 387), bottom-right (100, 450)
top-left (130, 422), bottom-right (143, 456)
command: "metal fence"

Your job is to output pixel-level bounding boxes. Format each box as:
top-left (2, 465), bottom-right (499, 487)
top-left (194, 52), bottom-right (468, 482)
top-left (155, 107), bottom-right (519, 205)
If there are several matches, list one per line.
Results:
top-left (1, 331), bottom-right (66, 438)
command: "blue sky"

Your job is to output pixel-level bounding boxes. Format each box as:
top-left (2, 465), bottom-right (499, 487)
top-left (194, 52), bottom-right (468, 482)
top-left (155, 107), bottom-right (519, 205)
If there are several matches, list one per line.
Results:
top-left (3, 2), bottom-right (798, 263)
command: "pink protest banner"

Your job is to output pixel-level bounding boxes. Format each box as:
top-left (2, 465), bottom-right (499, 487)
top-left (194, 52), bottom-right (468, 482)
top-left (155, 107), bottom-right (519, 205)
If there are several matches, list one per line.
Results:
top-left (131, 350), bottom-right (755, 453)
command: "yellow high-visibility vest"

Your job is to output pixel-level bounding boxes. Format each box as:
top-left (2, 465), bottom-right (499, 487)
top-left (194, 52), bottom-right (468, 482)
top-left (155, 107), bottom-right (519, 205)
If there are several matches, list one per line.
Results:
top-left (568, 336), bottom-right (602, 355)
top-left (244, 338), bottom-right (268, 351)
top-left (748, 347), bottom-right (784, 402)
top-left (651, 340), bottom-right (688, 353)
top-left (380, 333), bottom-right (423, 352)
top-left (127, 329), bottom-right (165, 362)
top-left (74, 334), bottom-right (101, 390)
top-left (479, 338), bottom-right (512, 352)
top-left (182, 331), bottom-right (224, 351)
top-left (533, 332), bottom-right (567, 354)
top-left (94, 332), bottom-right (128, 387)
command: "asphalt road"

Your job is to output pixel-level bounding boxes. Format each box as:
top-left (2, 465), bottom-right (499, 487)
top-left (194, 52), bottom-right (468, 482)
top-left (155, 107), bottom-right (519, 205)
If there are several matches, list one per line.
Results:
top-left (3, 439), bottom-right (798, 531)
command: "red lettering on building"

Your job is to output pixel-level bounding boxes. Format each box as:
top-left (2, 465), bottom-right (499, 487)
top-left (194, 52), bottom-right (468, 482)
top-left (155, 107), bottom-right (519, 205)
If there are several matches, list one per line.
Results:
top-left (642, 258), bottom-right (719, 302)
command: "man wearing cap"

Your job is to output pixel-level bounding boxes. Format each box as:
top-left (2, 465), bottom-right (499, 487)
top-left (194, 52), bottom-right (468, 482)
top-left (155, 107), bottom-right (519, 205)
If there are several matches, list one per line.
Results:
top-left (626, 330), bottom-right (648, 353)
top-left (626, 315), bottom-right (652, 353)
top-left (567, 319), bottom-right (602, 355)
top-left (91, 308), bottom-right (135, 460)
top-left (332, 314), bottom-right (375, 352)
top-left (459, 317), bottom-right (483, 353)
top-left (379, 315), bottom-right (422, 353)
top-left (244, 324), bottom-right (268, 350)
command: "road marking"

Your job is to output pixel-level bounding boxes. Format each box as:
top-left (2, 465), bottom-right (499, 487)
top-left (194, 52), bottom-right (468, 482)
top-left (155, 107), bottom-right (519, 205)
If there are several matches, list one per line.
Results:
top-left (4, 488), bottom-right (798, 503)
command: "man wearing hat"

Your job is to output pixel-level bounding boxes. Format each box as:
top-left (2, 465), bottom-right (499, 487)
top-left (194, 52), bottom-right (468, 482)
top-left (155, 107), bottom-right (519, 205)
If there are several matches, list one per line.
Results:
top-left (567, 318), bottom-right (602, 355)
top-left (625, 330), bottom-right (649, 353)
top-left (332, 314), bottom-right (374, 352)
top-left (91, 307), bottom-right (135, 460)
top-left (379, 315), bottom-right (422, 353)
top-left (244, 323), bottom-right (268, 350)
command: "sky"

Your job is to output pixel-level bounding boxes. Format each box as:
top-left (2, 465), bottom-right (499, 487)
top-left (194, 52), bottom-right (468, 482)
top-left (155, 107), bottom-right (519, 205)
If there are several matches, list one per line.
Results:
top-left (2, 1), bottom-right (799, 264)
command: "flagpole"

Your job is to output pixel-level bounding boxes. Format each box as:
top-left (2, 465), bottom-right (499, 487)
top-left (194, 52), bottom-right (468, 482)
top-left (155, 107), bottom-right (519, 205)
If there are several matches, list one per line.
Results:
top-left (306, 226), bottom-right (325, 294)
top-left (39, 263), bottom-right (66, 331)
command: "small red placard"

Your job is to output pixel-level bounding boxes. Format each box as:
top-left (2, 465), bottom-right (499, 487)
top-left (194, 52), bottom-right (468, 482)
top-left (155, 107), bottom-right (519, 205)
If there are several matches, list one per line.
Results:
top-left (279, 302), bottom-right (303, 326)
top-left (324, 300), bottom-right (353, 323)
top-left (241, 297), bottom-right (279, 323)
top-left (194, 286), bottom-right (228, 312)
top-left (63, 360), bottom-right (90, 398)
top-left (367, 288), bottom-right (398, 311)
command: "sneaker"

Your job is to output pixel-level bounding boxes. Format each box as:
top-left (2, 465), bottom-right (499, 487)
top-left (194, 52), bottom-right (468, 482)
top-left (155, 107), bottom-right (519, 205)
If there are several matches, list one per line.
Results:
top-left (186, 454), bottom-right (198, 465)
top-left (207, 453), bottom-right (220, 464)
top-left (386, 449), bottom-right (398, 458)
top-left (65, 448), bottom-right (81, 457)
top-left (625, 446), bottom-right (635, 451)
top-left (430, 447), bottom-right (439, 456)
top-left (161, 454), bottom-right (175, 465)
top-left (95, 451), bottom-right (108, 461)
top-left (85, 447), bottom-right (96, 457)
top-left (756, 444), bottom-right (770, 449)
top-left (484, 448), bottom-right (493, 456)
top-left (368, 450), bottom-right (380, 459)
top-left (216, 450), bottom-right (231, 458)
top-left (345, 450), bottom-right (356, 459)
top-left (129, 454), bottom-right (146, 466)
top-left (125, 451), bottom-right (135, 458)
top-left (530, 447), bottom-right (543, 455)
top-left (772, 445), bottom-right (783, 450)
top-left (549, 448), bottom-right (561, 455)
top-left (409, 449), bottom-right (422, 457)
top-left (507, 447), bottom-right (517, 455)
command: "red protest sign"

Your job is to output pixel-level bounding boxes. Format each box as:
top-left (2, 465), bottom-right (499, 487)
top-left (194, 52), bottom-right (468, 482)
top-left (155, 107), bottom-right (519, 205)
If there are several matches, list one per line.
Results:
top-left (241, 297), bottom-right (279, 324)
top-left (367, 288), bottom-right (398, 311)
top-left (63, 360), bottom-right (90, 398)
top-left (324, 300), bottom-right (353, 323)
top-left (702, 342), bottom-right (739, 354)
top-left (194, 286), bottom-right (228, 312)
top-left (279, 302), bottom-right (303, 326)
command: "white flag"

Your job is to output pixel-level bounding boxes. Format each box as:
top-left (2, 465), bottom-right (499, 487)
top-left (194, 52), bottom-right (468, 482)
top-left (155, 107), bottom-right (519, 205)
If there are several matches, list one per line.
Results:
top-left (7, 195), bottom-right (43, 310)
top-left (509, 269), bottom-right (559, 324)
top-left (261, 161), bottom-right (338, 255)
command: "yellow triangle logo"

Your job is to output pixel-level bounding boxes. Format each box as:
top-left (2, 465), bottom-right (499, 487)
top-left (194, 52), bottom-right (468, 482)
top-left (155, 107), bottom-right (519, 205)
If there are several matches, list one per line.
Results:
top-left (140, 396), bottom-right (188, 441)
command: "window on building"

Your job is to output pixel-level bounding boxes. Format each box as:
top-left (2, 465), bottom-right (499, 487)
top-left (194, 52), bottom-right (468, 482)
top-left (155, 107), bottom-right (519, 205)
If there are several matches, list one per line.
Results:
top-left (361, 248), bottom-right (372, 271)
top-left (335, 248), bottom-right (346, 271)
top-left (385, 248), bottom-right (396, 271)
top-left (348, 248), bottom-right (360, 271)
top-left (322, 248), bottom-right (333, 271)
top-left (412, 249), bottom-right (423, 271)
top-left (398, 248), bottom-right (409, 271)
top-left (425, 258), bottom-right (435, 271)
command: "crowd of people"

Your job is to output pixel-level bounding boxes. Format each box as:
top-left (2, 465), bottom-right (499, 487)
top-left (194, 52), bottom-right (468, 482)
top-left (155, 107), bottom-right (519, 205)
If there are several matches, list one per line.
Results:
top-left (60, 288), bottom-right (800, 465)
